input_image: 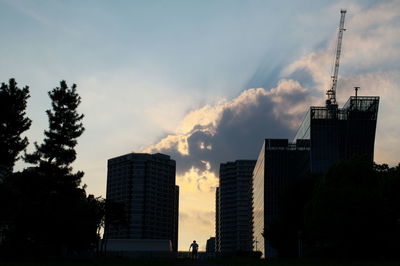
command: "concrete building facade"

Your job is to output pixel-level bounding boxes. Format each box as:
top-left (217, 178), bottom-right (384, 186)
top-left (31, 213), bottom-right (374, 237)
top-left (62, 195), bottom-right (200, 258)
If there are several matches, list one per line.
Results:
top-left (217, 160), bottom-right (256, 252)
top-left (106, 153), bottom-right (179, 251)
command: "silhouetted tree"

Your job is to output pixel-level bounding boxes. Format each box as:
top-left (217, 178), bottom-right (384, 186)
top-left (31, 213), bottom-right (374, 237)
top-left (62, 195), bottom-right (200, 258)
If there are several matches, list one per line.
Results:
top-left (24, 80), bottom-right (95, 256)
top-left (374, 162), bottom-right (400, 257)
top-left (100, 200), bottom-right (127, 255)
top-left (0, 79), bottom-right (31, 258)
top-left (0, 80), bottom-right (105, 259)
top-left (304, 157), bottom-right (384, 258)
top-left (26, 80), bottom-right (84, 187)
top-left (0, 79), bottom-right (31, 174)
top-left (267, 159), bottom-right (400, 259)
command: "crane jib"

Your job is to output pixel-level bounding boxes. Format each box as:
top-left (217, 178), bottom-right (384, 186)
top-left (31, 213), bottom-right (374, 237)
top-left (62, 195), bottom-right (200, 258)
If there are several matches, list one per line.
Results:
top-left (326, 9), bottom-right (346, 107)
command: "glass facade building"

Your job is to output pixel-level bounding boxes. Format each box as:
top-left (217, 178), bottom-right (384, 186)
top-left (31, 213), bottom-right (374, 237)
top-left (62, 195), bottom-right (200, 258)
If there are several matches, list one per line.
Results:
top-left (252, 143), bottom-right (265, 255)
top-left (106, 153), bottom-right (179, 251)
top-left (217, 160), bottom-right (256, 252)
top-left (252, 139), bottom-right (310, 257)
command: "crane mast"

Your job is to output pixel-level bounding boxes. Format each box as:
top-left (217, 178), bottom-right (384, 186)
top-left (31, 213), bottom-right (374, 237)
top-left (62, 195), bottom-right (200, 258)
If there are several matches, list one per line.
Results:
top-left (326, 9), bottom-right (346, 107)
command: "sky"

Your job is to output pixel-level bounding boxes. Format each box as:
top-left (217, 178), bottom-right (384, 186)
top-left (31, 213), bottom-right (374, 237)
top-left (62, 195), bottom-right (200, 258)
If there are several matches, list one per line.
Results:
top-left (1, 0), bottom-right (400, 251)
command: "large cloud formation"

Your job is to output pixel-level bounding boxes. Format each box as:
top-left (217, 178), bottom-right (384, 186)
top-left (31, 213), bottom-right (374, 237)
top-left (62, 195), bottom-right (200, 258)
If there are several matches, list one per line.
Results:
top-left (144, 80), bottom-right (314, 175)
top-left (281, 0), bottom-right (400, 165)
top-left (146, 1), bottom-right (400, 177)
top-left (143, 0), bottom-right (400, 250)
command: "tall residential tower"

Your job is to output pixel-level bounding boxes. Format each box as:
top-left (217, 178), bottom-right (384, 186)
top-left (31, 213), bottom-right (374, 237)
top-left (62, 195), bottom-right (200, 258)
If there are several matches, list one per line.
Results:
top-left (106, 153), bottom-right (179, 251)
top-left (217, 160), bottom-right (256, 252)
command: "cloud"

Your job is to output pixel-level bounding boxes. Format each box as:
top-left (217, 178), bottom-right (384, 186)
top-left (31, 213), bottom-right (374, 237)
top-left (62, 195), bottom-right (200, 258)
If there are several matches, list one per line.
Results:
top-left (143, 0), bottom-right (400, 251)
top-left (144, 81), bottom-right (314, 176)
top-left (280, 0), bottom-right (400, 165)
top-left (176, 169), bottom-right (218, 250)
top-left (145, 1), bottom-right (400, 177)
top-left (179, 209), bottom-right (216, 250)
top-left (142, 0), bottom-right (400, 194)
top-left (155, 2), bottom-right (400, 250)
top-left (145, 0), bottom-right (400, 178)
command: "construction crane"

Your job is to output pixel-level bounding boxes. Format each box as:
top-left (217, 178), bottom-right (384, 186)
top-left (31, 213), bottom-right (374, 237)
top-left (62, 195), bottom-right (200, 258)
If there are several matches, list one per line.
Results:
top-left (326, 9), bottom-right (347, 107)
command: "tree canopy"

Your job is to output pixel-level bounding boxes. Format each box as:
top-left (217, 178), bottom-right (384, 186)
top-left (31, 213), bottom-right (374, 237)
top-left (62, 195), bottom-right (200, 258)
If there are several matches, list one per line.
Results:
top-left (0, 79), bottom-right (31, 173)
top-left (0, 79), bottom-right (104, 259)
top-left (269, 157), bottom-right (400, 258)
top-left (25, 80), bottom-right (85, 187)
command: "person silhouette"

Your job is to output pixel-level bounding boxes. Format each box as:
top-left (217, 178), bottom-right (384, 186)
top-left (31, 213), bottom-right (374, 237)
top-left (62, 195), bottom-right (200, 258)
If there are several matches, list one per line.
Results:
top-left (189, 240), bottom-right (199, 259)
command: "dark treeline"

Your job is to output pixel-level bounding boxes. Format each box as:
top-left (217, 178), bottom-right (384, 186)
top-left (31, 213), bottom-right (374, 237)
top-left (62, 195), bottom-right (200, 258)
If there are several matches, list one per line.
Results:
top-left (0, 79), bottom-right (124, 259)
top-left (268, 157), bottom-right (400, 259)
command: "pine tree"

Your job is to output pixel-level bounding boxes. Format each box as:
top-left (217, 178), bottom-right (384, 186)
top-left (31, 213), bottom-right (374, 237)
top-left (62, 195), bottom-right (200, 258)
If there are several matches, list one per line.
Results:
top-left (22, 81), bottom-right (92, 255)
top-left (1, 81), bottom-right (104, 257)
top-left (26, 80), bottom-right (85, 186)
top-left (0, 78), bottom-right (31, 173)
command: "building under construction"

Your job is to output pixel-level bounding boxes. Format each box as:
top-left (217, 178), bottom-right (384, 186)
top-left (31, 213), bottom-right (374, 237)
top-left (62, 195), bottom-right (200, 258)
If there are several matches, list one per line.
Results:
top-left (294, 95), bottom-right (379, 173)
top-left (252, 9), bottom-right (380, 258)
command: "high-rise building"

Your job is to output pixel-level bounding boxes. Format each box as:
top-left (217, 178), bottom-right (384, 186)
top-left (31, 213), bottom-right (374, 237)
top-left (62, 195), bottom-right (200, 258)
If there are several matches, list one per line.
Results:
top-left (252, 95), bottom-right (380, 257)
top-left (252, 139), bottom-right (310, 257)
top-left (218, 160), bottom-right (256, 252)
top-left (106, 153), bottom-right (179, 251)
top-left (294, 96), bottom-right (379, 173)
